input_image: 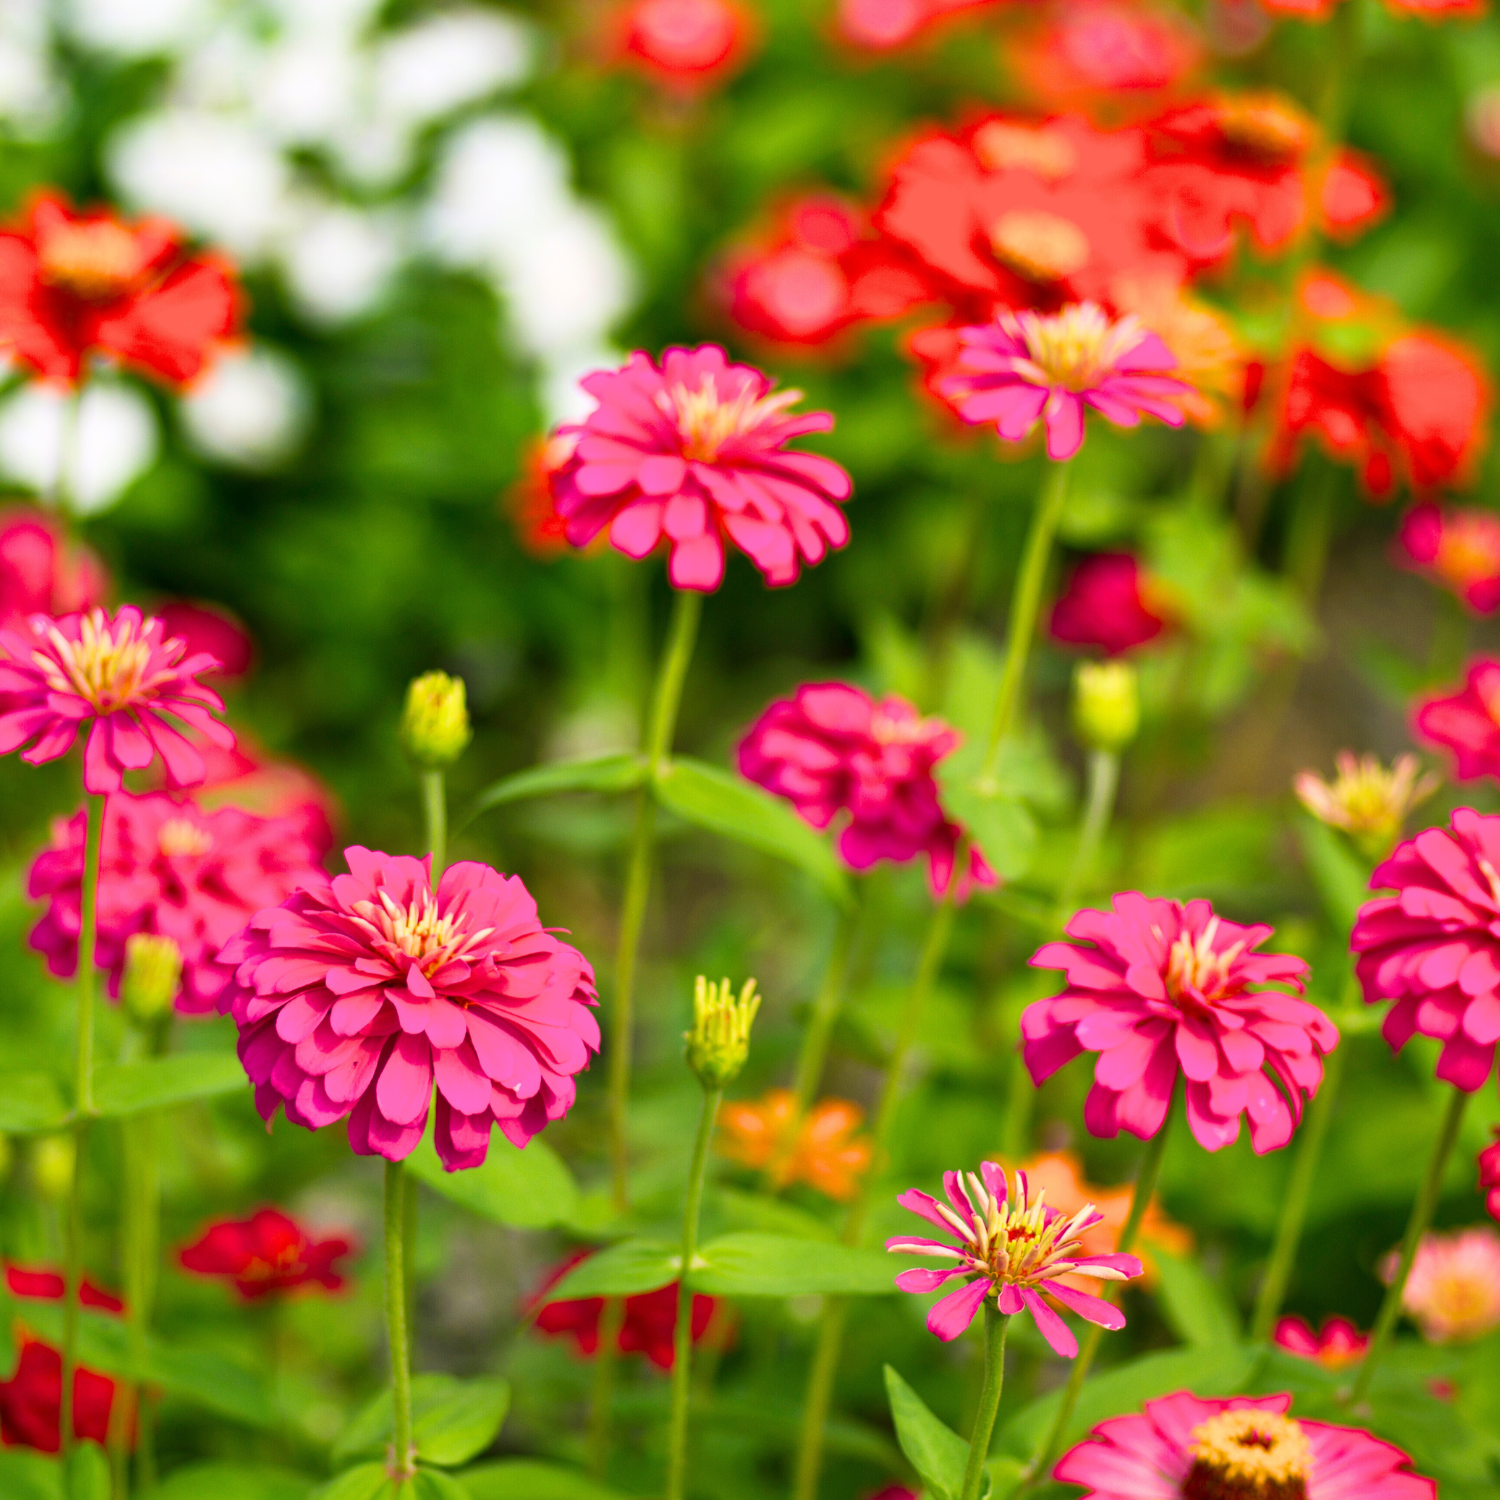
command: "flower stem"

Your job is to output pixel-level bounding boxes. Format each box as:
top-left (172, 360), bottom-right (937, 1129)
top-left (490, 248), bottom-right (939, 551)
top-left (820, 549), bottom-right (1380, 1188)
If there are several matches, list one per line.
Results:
top-left (665, 1085), bottom-right (721, 1500)
top-left (791, 1297), bottom-right (849, 1500)
top-left (585, 1297), bottom-right (627, 1479)
top-left (1347, 1085), bottom-right (1471, 1407)
top-left (384, 1160), bottom-right (415, 1485)
top-left (961, 1308), bottom-right (1012, 1500)
top-left (789, 904), bottom-right (861, 1119)
top-left (117, 1108), bottom-right (160, 1494)
top-left (1054, 749), bottom-right (1119, 924)
top-left (422, 770), bottom-right (447, 884)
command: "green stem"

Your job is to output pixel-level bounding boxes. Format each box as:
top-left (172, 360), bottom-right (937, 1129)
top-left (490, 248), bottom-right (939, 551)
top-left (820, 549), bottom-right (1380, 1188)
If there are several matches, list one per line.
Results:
top-left (421, 770), bottom-right (447, 884)
top-left (1318, 0), bottom-right (1363, 140)
top-left (791, 1298), bottom-right (849, 1500)
top-left (665, 1086), bottom-right (721, 1500)
top-left (585, 1297), bottom-right (627, 1480)
top-left (922, 483), bottom-right (989, 711)
top-left (118, 1105), bottom-right (161, 1497)
top-left (51, 383), bottom-right (82, 518)
top-left (789, 905), bottom-right (860, 1118)
top-left (384, 1161), bottom-right (415, 1485)
top-left (1055, 749), bottom-right (1119, 924)
top-left (960, 1308), bottom-right (1012, 1500)
top-left (1347, 1085), bottom-right (1470, 1407)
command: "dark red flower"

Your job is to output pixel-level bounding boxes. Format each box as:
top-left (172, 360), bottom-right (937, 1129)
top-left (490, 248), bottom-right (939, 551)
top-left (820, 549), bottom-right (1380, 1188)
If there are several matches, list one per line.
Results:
top-left (0, 508), bottom-right (107, 627)
top-left (0, 193), bottom-right (240, 387)
top-left (179, 1208), bottom-right (353, 1300)
top-left (1050, 552), bottom-right (1172, 655)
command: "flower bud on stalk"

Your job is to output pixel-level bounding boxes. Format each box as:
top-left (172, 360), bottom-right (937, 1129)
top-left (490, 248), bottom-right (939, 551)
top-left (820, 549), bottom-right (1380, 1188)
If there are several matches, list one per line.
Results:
top-left (685, 977), bottom-right (760, 1090)
top-left (1071, 660), bottom-right (1139, 753)
top-left (121, 933), bottom-right (182, 1029)
top-left (399, 671), bottom-right (472, 769)
top-left (33, 1134), bottom-right (75, 1201)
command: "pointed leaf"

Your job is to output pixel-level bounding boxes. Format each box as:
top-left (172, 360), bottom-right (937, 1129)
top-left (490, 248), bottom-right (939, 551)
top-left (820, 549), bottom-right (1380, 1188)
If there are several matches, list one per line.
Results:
top-left (310, 1465), bottom-right (389, 1500)
top-left (1152, 1250), bottom-right (1242, 1350)
top-left (62, 1445), bottom-right (107, 1500)
top-left (333, 1374), bottom-right (509, 1467)
top-left (937, 780), bottom-right (1037, 882)
top-left (414, 1470), bottom-right (473, 1500)
top-left (691, 1233), bottom-right (909, 1296)
top-left (1296, 816), bottom-right (1371, 932)
top-left (405, 1123), bottom-right (578, 1230)
top-left (148, 1463), bottom-right (313, 1500)
top-left (539, 1239), bottom-right (679, 1301)
top-left (91, 1054), bottom-right (246, 1117)
top-left (462, 1460), bottom-right (628, 1499)
top-left (884, 1364), bottom-right (968, 1500)
top-left (469, 754), bottom-right (647, 817)
top-left (0, 1074), bottom-right (70, 1133)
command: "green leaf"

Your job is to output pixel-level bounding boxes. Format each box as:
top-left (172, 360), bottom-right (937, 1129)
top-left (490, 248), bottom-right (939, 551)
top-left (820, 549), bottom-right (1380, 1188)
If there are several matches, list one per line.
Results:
top-left (0, 1450), bottom-right (58, 1500)
top-left (309, 1464), bottom-right (390, 1500)
top-left (937, 780), bottom-right (1037, 882)
top-left (884, 1364), bottom-right (967, 1500)
top-left (460, 1460), bottom-right (627, 1500)
top-left (405, 1126), bottom-right (578, 1230)
top-left (654, 757), bottom-right (851, 906)
top-left (468, 753), bottom-right (647, 817)
top-left (61, 1445), bottom-right (107, 1500)
top-left (1152, 1251), bottom-right (1242, 1349)
top-left (91, 1053), bottom-right (246, 1118)
top-left (690, 1233), bottom-right (902, 1296)
top-left (1296, 816), bottom-right (1371, 933)
top-left (147, 1462), bottom-right (313, 1500)
top-left (0, 1074), bottom-right (70, 1133)
top-left (538, 1240), bottom-right (679, 1300)
top-left (333, 1375), bottom-right (509, 1467)
top-left (413, 1470), bottom-right (473, 1500)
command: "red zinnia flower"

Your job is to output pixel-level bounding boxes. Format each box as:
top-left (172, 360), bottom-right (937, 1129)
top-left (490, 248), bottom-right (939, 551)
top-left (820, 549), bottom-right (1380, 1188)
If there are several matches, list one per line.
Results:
top-left (179, 1208), bottom-right (353, 1300)
top-left (1414, 662), bottom-right (1500, 780)
top-left (547, 345), bottom-right (853, 591)
top-left (1050, 552), bottom-right (1171, 655)
top-left (0, 193), bottom-right (239, 387)
top-left (1273, 1314), bottom-right (1369, 1369)
top-left (1397, 501), bottom-right (1500, 613)
top-left (619, 0), bottom-right (752, 88)
top-left (0, 509), bottom-right (107, 627)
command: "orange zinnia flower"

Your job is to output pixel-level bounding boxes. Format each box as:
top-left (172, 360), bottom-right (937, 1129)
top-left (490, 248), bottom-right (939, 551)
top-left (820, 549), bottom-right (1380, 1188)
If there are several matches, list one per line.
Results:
top-left (717, 1088), bottom-right (874, 1201)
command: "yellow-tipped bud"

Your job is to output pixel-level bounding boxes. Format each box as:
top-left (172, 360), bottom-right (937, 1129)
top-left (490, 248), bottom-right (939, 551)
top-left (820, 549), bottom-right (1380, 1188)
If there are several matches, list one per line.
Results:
top-left (33, 1134), bottom-right (74, 1201)
top-left (685, 976), bottom-right (761, 1090)
top-left (1072, 660), bottom-right (1139, 753)
top-left (122, 932), bottom-right (182, 1026)
top-left (400, 671), bottom-right (472, 769)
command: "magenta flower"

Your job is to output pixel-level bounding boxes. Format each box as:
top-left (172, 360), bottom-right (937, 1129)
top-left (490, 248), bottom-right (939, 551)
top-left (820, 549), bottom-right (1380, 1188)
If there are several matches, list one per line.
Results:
top-left (0, 606), bottom-right (232, 793)
top-left (1027, 894), bottom-right (1333, 1153)
top-left (219, 847), bottom-right (599, 1170)
top-left (28, 792), bottom-right (325, 1016)
top-left (1054, 1392), bottom-right (1434, 1500)
top-left (939, 302), bottom-right (1191, 461)
top-left (547, 345), bottom-right (853, 591)
top-left (1481, 1128), bottom-right (1500, 1223)
top-left (1414, 660), bottom-right (1500, 781)
top-left (1397, 501), bottom-right (1500, 615)
top-left (1049, 552), bottom-right (1171, 656)
top-left (1350, 808), bottom-right (1500, 1094)
top-left (736, 681), bottom-right (995, 897)
top-left (886, 1161), bottom-right (1142, 1355)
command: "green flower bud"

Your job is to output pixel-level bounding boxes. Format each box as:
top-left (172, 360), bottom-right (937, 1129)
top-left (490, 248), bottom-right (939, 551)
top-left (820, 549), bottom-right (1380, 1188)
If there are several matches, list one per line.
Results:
top-left (1072, 660), bottom-right (1139, 753)
top-left (685, 976), bottom-right (761, 1091)
top-left (122, 933), bottom-right (182, 1027)
top-left (33, 1134), bottom-right (74, 1201)
top-left (400, 672), bottom-right (472, 769)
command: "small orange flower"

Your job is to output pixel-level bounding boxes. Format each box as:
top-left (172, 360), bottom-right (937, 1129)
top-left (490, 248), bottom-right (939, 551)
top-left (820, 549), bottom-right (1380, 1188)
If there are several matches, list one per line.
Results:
top-left (717, 1088), bottom-right (873, 1201)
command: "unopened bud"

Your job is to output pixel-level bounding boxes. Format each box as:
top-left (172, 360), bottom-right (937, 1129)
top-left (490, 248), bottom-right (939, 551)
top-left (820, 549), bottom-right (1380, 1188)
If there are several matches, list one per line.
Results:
top-left (685, 976), bottom-right (760, 1090)
top-left (122, 933), bottom-right (182, 1026)
top-left (1072, 660), bottom-right (1139, 752)
top-left (400, 671), bottom-right (472, 769)
top-left (33, 1134), bottom-right (74, 1201)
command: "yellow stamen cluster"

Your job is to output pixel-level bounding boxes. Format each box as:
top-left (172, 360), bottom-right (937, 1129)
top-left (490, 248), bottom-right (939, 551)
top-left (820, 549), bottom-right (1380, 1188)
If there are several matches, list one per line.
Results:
top-left (973, 121), bottom-right (1078, 180)
top-left (1293, 751), bottom-right (1439, 860)
top-left (869, 704), bottom-right (943, 748)
top-left (1184, 1410), bottom-right (1311, 1500)
top-left (35, 610), bottom-right (168, 713)
top-left (990, 210), bottom-right (1091, 283)
top-left (158, 818), bottom-right (215, 859)
top-left (660, 376), bottom-right (802, 463)
top-left (353, 885), bottom-right (493, 977)
top-left (1007, 304), bottom-right (1147, 393)
top-left (1163, 917), bottom-right (1245, 1006)
top-left (36, 219), bottom-right (147, 301)
top-left (685, 975), bottom-right (761, 1089)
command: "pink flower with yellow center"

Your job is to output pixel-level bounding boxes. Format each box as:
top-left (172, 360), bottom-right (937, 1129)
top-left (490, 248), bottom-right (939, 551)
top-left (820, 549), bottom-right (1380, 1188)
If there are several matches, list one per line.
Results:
top-left (548, 346), bottom-right (852, 592)
top-left (886, 1161), bottom-right (1142, 1353)
top-left (1415, 661), bottom-right (1500, 782)
top-left (1398, 501), bottom-right (1500, 614)
top-left (939, 302), bottom-right (1191, 460)
top-left (1273, 1314), bottom-right (1369, 1370)
top-left (0, 606), bottom-right (233, 793)
top-left (1387, 1226), bottom-right (1500, 1343)
top-left (1293, 751), bottom-right (1440, 861)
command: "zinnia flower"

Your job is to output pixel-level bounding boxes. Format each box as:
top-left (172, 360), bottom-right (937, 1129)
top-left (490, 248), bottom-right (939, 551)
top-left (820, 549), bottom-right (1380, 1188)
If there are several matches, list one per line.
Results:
top-left (737, 681), bottom-right (994, 897)
top-left (1293, 751), bottom-right (1440, 860)
top-left (1478, 1128), bottom-right (1500, 1222)
top-left (1054, 1391), bottom-right (1434, 1500)
top-left (1027, 894), bottom-right (1332, 1153)
top-left (0, 192), bottom-right (239, 387)
top-left (1273, 1314), bottom-right (1369, 1369)
top-left (1414, 662), bottom-right (1500, 781)
top-left (28, 791), bottom-right (325, 1015)
top-left (0, 509), bottom-right (107, 627)
top-left (1398, 501), bottom-right (1500, 613)
top-left (717, 1089), bottom-right (874, 1200)
top-left (1386, 1226), bottom-right (1500, 1343)
top-left (179, 1208), bottom-right (353, 1300)
top-left (1350, 807), bottom-right (1500, 1091)
top-left (547, 346), bottom-right (853, 592)
top-left (219, 848), bottom-right (599, 1170)
top-left (887, 1161), bottom-right (1143, 1352)
top-left (0, 606), bottom-right (234, 794)
top-left (152, 601), bottom-right (255, 682)
top-left (1050, 552), bottom-right (1172, 656)
top-left (940, 303), bottom-right (1190, 460)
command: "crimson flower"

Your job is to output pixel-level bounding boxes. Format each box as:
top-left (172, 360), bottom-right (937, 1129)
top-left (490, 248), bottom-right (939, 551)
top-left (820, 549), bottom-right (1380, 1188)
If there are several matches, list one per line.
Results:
top-left (737, 681), bottom-right (994, 897)
top-left (548, 346), bottom-right (853, 592)
top-left (0, 509), bottom-right (107, 627)
top-left (1027, 894), bottom-right (1332, 1153)
top-left (0, 193), bottom-right (239, 387)
top-left (1050, 552), bottom-right (1172, 655)
top-left (0, 606), bottom-right (234, 794)
top-left (28, 791), bottom-right (325, 1016)
top-left (1397, 501), bottom-right (1500, 614)
top-left (1273, 1314), bottom-right (1369, 1369)
top-left (179, 1208), bottom-right (353, 1300)
top-left (1479, 1128), bottom-right (1500, 1222)
top-left (220, 847), bottom-right (598, 1170)
top-left (1414, 661), bottom-right (1500, 781)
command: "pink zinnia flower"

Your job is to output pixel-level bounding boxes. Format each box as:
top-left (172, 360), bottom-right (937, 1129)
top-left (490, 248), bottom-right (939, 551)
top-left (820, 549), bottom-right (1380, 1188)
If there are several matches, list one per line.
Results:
top-left (0, 509), bottom-right (107, 627)
top-left (1350, 808), bottom-right (1500, 1092)
top-left (939, 303), bottom-right (1191, 461)
top-left (179, 1208), bottom-right (353, 1300)
top-left (0, 606), bottom-right (233, 793)
top-left (1026, 895), bottom-right (1332, 1153)
top-left (219, 848), bottom-right (599, 1171)
top-left (152, 600), bottom-right (255, 682)
top-left (1386, 1226), bottom-right (1500, 1344)
top-left (887, 1162), bottom-right (1142, 1354)
top-left (1054, 1391), bottom-right (1434, 1500)
top-left (736, 681), bottom-right (995, 897)
top-left (547, 345), bottom-right (853, 592)
top-left (1397, 501), bottom-right (1500, 615)
top-left (1273, 1314), bottom-right (1369, 1370)
top-left (27, 791), bottom-right (324, 1016)
top-left (1478, 1128), bottom-right (1500, 1222)
top-left (1049, 552), bottom-right (1171, 656)
top-left (1414, 660), bottom-right (1500, 782)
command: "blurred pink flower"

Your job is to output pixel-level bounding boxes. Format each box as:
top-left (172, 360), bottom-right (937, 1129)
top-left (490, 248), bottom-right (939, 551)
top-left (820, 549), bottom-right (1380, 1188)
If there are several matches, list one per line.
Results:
top-left (939, 302), bottom-right (1190, 460)
top-left (737, 681), bottom-right (995, 897)
top-left (620, 0), bottom-right (751, 88)
top-left (1054, 1391), bottom-right (1434, 1500)
top-left (548, 345), bottom-right (852, 592)
top-left (1397, 501), bottom-right (1500, 614)
top-left (1414, 661), bottom-right (1500, 780)
top-left (1478, 1128), bottom-right (1500, 1223)
top-left (220, 848), bottom-right (598, 1170)
top-left (1027, 894), bottom-right (1332, 1153)
top-left (28, 791), bottom-right (324, 1016)
top-left (0, 606), bottom-right (232, 793)
top-left (152, 601), bottom-right (256, 682)
top-left (1273, 1314), bottom-right (1369, 1369)
top-left (0, 509), bottom-right (107, 626)
top-left (1351, 808), bottom-right (1500, 1092)
top-left (886, 1161), bottom-right (1142, 1354)
top-left (1387, 1226), bottom-right (1500, 1343)
top-left (1049, 553), bottom-right (1172, 655)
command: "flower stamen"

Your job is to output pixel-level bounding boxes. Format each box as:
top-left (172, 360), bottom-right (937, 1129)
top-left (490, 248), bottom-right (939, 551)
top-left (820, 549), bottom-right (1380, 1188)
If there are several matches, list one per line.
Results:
top-left (1184, 1409), bottom-right (1311, 1500)
top-left (660, 375), bottom-right (803, 462)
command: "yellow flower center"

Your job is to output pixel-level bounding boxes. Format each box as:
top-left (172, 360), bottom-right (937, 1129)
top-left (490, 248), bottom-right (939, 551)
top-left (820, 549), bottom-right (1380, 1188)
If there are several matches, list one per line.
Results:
top-left (659, 376), bottom-right (802, 463)
top-left (973, 122), bottom-right (1078, 180)
top-left (990, 210), bottom-right (1091, 283)
top-left (1008, 304), bottom-right (1146, 392)
top-left (36, 219), bottom-right (148, 301)
top-left (1163, 918), bottom-right (1245, 1006)
top-left (1184, 1410), bottom-right (1311, 1500)
top-left (157, 818), bottom-right (215, 859)
top-left (869, 704), bottom-right (941, 748)
top-left (34, 610), bottom-right (164, 714)
top-left (353, 885), bottom-right (493, 978)
top-left (1434, 516), bottom-right (1500, 590)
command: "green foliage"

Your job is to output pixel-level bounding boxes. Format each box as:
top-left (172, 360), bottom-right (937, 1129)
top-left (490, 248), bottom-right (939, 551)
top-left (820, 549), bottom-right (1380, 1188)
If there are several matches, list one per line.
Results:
top-left (405, 1130), bottom-right (579, 1231)
top-left (90, 1054), bottom-right (247, 1118)
top-left (333, 1375), bottom-right (510, 1468)
top-left (884, 1364), bottom-right (969, 1500)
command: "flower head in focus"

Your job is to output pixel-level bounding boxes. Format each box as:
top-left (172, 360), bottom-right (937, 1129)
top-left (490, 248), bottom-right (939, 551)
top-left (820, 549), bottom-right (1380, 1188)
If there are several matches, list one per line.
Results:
top-left (1398, 501), bottom-right (1500, 613)
top-left (0, 192), bottom-right (240, 387)
top-left (547, 346), bottom-right (853, 591)
top-left (0, 509), bottom-right (107, 627)
top-left (1274, 1314), bottom-right (1370, 1369)
top-left (717, 1088), bottom-right (874, 1199)
top-left (941, 303), bottom-right (1189, 460)
top-left (1415, 661), bottom-right (1500, 781)
top-left (1051, 553), bottom-right (1174, 656)
top-left (619, 0), bottom-right (753, 89)
top-left (219, 847), bottom-right (599, 1170)
top-left (1478, 1128), bottom-right (1500, 1222)
top-left (887, 1161), bottom-right (1143, 1352)
top-left (1054, 1391), bottom-right (1434, 1500)
top-left (737, 681), bottom-right (995, 898)
top-left (0, 606), bottom-right (234, 794)
top-left (179, 1208), bottom-right (353, 1301)
top-left (1387, 1226), bottom-right (1500, 1343)
top-left (1028, 894), bottom-right (1331, 1153)
top-left (1293, 751), bottom-right (1440, 860)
